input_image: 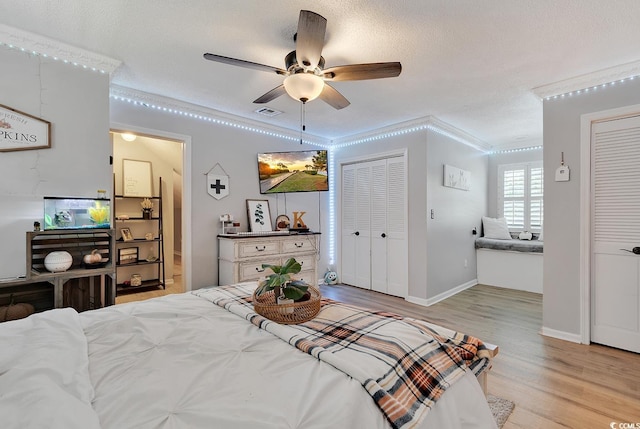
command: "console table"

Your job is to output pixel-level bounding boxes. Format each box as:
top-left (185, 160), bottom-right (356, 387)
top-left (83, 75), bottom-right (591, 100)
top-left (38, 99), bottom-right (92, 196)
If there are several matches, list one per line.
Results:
top-left (218, 233), bottom-right (320, 286)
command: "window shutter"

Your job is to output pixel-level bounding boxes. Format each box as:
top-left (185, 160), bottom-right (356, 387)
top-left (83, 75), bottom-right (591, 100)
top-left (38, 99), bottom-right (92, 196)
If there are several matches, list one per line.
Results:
top-left (498, 162), bottom-right (543, 231)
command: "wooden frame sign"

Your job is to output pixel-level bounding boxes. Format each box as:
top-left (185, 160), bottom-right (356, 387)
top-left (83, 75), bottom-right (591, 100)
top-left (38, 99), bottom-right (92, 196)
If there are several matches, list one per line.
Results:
top-left (0, 104), bottom-right (51, 152)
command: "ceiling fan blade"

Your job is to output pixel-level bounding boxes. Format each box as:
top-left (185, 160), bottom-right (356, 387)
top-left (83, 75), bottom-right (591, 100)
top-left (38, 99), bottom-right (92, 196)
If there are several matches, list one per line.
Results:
top-left (319, 83), bottom-right (350, 110)
top-left (203, 53), bottom-right (287, 75)
top-left (295, 10), bottom-right (327, 70)
top-left (253, 85), bottom-right (287, 104)
top-left (323, 62), bottom-right (402, 81)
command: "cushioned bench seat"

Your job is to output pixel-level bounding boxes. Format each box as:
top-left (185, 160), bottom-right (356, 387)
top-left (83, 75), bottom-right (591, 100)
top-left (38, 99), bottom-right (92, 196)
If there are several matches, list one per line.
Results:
top-left (475, 237), bottom-right (543, 253)
top-left (475, 238), bottom-right (543, 293)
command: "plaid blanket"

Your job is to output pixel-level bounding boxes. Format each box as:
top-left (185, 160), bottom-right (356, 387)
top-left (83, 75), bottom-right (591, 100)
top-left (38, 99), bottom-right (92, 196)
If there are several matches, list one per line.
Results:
top-left (193, 283), bottom-right (492, 429)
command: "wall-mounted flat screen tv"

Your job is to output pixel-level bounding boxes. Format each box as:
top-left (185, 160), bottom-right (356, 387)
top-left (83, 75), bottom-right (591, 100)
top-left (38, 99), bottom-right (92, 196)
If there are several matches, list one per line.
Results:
top-left (258, 150), bottom-right (328, 194)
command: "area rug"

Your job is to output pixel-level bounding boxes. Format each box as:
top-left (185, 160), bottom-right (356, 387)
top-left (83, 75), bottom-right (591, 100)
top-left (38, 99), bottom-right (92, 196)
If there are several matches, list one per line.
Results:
top-left (488, 395), bottom-right (515, 428)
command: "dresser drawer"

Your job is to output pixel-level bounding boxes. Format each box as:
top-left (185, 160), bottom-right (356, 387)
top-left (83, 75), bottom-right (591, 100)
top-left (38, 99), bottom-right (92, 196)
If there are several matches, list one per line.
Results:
top-left (281, 237), bottom-right (317, 253)
top-left (294, 254), bottom-right (316, 272)
top-left (238, 241), bottom-right (280, 258)
top-left (291, 269), bottom-right (316, 285)
top-left (239, 257), bottom-right (280, 282)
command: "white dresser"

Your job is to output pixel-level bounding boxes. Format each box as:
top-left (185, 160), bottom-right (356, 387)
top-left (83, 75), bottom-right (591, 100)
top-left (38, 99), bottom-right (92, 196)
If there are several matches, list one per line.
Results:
top-left (218, 233), bottom-right (320, 286)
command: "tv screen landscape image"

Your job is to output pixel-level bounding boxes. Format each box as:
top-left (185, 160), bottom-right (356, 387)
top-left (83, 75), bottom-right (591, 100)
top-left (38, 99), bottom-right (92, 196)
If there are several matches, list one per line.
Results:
top-left (258, 150), bottom-right (328, 194)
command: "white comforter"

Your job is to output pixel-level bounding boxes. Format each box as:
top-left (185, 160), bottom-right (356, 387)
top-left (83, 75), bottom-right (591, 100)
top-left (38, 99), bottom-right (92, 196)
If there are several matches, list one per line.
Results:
top-left (0, 291), bottom-right (497, 429)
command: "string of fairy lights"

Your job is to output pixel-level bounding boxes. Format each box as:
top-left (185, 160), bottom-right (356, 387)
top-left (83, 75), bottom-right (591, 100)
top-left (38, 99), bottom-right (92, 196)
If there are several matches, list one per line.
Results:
top-left (3, 37), bottom-right (638, 264)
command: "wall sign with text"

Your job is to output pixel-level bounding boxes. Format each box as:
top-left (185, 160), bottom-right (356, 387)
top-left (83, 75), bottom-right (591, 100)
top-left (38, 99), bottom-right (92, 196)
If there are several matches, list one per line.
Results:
top-left (0, 104), bottom-right (51, 152)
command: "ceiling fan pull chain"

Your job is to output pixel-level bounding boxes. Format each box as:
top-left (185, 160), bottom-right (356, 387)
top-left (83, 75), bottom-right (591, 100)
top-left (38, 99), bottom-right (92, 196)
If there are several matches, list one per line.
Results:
top-left (300, 100), bottom-right (307, 144)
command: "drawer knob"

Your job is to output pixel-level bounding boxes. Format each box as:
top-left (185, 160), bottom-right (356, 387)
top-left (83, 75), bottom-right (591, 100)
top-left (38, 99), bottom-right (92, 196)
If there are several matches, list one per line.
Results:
top-left (256, 246), bottom-right (266, 251)
top-left (295, 243), bottom-right (304, 248)
top-left (255, 267), bottom-right (265, 272)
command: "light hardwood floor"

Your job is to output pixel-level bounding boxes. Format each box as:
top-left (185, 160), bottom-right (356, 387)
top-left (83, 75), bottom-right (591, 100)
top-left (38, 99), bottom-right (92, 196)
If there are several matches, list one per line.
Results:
top-left (115, 278), bottom-right (640, 428)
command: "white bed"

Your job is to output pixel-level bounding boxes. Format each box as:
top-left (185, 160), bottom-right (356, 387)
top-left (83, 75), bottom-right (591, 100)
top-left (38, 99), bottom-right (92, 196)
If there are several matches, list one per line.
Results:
top-left (0, 284), bottom-right (497, 429)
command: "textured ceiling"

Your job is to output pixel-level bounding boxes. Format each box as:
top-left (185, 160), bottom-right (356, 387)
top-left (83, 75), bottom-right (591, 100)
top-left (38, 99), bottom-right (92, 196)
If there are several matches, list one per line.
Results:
top-left (3, 1), bottom-right (640, 148)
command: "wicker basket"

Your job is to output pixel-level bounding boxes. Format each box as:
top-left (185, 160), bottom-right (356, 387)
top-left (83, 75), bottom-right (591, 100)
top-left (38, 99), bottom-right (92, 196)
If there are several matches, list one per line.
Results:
top-left (252, 285), bottom-right (321, 324)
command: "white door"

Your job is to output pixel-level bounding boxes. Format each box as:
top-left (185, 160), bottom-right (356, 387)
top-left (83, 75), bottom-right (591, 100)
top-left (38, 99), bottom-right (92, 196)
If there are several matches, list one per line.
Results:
top-left (341, 162), bottom-right (372, 289)
top-left (370, 159), bottom-right (388, 293)
top-left (354, 163), bottom-right (372, 289)
top-left (340, 155), bottom-right (407, 297)
top-left (341, 164), bottom-right (357, 285)
top-left (386, 157), bottom-right (408, 297)
top-left (591, 115), bottom-right (640, 353)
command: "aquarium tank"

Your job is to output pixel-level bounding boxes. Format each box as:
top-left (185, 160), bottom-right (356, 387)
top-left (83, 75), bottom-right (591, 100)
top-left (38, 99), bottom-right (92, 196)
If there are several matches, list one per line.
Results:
top-left (44, 197), bottom-right (111, 230)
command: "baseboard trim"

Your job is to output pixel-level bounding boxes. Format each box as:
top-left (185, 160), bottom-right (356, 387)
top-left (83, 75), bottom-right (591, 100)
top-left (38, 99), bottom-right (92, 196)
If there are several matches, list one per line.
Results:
top-left (406, 279), bottom-right (478, 307)
top-left (540, 327), bottom-right (583, 344)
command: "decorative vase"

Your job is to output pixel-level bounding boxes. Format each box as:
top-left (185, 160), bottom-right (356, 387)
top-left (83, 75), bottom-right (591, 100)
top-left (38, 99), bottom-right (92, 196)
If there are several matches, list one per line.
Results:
top-left (44, 251), bottom-right (73, 272)
top-left (142, 209), bottom-right (152, 220)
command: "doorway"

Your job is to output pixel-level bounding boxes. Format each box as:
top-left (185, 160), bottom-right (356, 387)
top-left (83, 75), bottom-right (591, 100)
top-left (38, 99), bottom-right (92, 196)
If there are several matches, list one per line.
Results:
top-left (111, 127), bottom-right (188, 301)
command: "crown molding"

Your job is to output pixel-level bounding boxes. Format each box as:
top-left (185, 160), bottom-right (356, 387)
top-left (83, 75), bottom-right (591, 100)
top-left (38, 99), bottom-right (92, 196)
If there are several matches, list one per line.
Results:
top-left (0, 24), bottom-right (121, 75)
top-left (533, 59), bottom-right (640, 99)
top-left (110, 85), bottom-right (329, 147)
top-left (332, 116), bottom-right (492, 152)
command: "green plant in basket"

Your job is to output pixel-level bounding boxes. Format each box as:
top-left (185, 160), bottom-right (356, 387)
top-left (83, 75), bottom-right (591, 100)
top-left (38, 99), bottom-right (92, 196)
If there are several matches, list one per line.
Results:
top-left (255, 257), bottom-right (309, 303)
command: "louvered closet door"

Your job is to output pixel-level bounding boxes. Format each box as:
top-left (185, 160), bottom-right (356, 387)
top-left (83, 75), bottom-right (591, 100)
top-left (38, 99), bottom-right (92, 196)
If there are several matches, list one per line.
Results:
top-left (370, 159), bottom-right (388, 293)
top-left (341, 164), bottom-right (357, 285)
top-left (341, 162), bottom-right (372, 289)
top-left (354, 163), bottom-right (372, 288)
top-left (591, 114), bottom-right (640, 353)
top-left (386, 157), bottom-right (407, 297)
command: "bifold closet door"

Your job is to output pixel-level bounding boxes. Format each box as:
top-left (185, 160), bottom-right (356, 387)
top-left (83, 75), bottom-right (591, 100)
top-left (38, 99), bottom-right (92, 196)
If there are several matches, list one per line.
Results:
top-left (341, 156), bottom-right (407, 296)
top-left (341, 163), bottom-right (371, 289)
top-left (370, 159), bottom-right (388, 293)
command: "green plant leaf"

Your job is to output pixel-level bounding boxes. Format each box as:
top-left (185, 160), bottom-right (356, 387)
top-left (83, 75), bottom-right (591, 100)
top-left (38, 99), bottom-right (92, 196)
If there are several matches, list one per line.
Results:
top-left (283, 281), bottom-right (309, 300)
top-left (281, 258), bottom-right (301, 274)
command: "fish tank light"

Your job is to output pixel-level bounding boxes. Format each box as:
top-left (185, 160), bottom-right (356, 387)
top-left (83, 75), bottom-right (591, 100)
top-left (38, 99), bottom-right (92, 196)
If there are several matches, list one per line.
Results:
top-left (43, 197), bottom-right (111, 230)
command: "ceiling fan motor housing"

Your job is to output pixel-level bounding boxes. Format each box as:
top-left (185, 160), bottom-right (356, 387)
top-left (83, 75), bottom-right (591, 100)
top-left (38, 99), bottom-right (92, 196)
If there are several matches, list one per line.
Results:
top-left (285, 50), bottom-right (325, 73)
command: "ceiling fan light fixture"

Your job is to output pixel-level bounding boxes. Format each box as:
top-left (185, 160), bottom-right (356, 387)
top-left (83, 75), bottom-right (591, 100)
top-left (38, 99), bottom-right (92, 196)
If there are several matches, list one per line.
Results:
top-left (283, 73), bottom-right (324, 102)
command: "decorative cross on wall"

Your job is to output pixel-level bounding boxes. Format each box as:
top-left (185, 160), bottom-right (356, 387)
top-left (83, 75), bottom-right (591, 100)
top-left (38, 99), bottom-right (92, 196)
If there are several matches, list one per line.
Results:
top-left (206, 163), bottom-right (230, 200)
top-left (210, 179), bottom-right (226, 194)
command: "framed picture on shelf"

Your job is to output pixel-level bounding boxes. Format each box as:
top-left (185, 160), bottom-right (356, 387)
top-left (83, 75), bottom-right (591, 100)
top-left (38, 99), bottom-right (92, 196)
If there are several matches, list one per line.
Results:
top-left (120, 228), bottom-right (134, 242)
top-left (246, 199), bottom-right (272, 232)
top-left (118, 247), bottom-right (138, 265)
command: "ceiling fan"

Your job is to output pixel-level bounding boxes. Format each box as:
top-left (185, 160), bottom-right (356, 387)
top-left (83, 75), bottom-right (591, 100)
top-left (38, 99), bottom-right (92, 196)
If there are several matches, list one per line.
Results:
top-left (203, 10), bottom-right (402, 109)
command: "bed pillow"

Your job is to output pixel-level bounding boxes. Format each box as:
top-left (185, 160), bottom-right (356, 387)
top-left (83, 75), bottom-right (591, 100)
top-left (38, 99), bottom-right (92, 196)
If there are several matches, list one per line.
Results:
top-left (482, 217), bottom-right (512, 240)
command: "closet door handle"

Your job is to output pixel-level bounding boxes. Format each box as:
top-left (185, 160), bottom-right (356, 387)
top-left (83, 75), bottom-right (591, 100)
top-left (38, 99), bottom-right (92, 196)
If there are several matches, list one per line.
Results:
top-left (354, 231), bottom-right (360, 236)
top-left (381, 233), bottom-right (386, 238)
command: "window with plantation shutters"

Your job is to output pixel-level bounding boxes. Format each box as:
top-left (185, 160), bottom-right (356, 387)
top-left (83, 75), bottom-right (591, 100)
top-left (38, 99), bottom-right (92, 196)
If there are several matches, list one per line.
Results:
top-left (497, 162), bottom-right (543, 232)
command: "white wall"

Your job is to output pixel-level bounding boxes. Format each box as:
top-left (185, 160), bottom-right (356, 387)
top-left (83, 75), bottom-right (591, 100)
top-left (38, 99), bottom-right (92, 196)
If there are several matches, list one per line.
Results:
top-left (426, 130), bottom-right (488, 299)
top-left (110, 100), bottom-right (330, 289)
top-left (542, 78), bottom-right (640, 337)
top-left (0, 47), bottom-right (111, 280)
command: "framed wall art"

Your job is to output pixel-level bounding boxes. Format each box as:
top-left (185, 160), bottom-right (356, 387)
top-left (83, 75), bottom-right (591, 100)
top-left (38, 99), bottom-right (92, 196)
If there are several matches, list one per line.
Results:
top-left (0, 104), bottom-right (51, 152)
top-left (123, 159), bottom-right (153, 197)
top-left (246, 199), bottom-right (272, 232)
top-left (443, 164), bottom-right (471, 191)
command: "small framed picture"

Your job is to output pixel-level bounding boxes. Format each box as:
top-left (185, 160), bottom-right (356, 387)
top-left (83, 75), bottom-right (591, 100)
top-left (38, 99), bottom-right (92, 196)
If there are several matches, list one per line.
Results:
top-left (120, 228), bottom-right (134, 242)
top-left (118, 247), bottom-right (138, 265)
top-left (246, 199), bottom-right (272, 232)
